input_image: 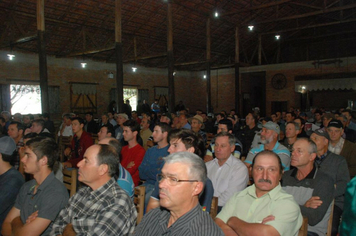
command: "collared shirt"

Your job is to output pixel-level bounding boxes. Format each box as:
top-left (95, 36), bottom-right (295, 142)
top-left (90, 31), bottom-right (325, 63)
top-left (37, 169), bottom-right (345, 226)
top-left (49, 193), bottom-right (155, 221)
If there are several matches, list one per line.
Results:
top-left (51, 178), bottom-right (137, 236)
top-left (217, 184), bottom-right (303, 236)
top-left (117, 164), bottom-right (134, 198)
top-left (328, 138), bottom-right (345, 155)
top-left (15, 172), bottom-right (69, 236)
top-left (206, 155), bottom-right (248, 206)
top-left (134, 204), bottom-right (224, 236)
top-left (245, 142), bottom-right (291, 171)
top-left (182, 122), bottom-right (191, 129)
top-left (282, 166), bottom-right (335, 236)
top-left (58, 124), bottom-right (73, 137)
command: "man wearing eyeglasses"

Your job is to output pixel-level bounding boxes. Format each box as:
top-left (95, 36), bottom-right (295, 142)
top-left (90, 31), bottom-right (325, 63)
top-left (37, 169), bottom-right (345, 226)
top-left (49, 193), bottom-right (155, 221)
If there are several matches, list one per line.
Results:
top-left (134, 152), bottom-right (223, 236)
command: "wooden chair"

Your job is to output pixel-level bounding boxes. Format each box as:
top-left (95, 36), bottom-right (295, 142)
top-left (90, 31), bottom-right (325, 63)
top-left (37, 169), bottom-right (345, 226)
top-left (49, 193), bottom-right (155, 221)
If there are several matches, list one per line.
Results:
top-left (59, 135), bottom-right (72, 162)
top-left (63, 168), bottom-right (77, 197)
top-left (134, 185), bottom-right (145, 225)
top-left (209, 197), bottom-right (218, 219)
top-left (326, 200), bottom-right (335, 236)
top-left (298, 216), bottom-right (308, 236)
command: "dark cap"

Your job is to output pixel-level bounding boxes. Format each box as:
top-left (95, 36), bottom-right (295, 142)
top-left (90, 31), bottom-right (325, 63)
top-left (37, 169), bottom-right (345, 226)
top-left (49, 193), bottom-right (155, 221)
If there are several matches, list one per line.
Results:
top-left (312, 128), bottom-right (330, 140)
top-left (327, 119), bottom-right (343, 129)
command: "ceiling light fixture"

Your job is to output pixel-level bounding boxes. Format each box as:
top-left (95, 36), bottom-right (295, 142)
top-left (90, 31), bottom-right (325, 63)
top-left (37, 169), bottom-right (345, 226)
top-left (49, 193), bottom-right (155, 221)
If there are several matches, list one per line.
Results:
top-left (203, 75), bottom-right (207, 79)
top-left (214, 11), bottom-right (219, 17)
top-left (275, 34), bottom-right (280, 40)
top-left (132, 67), bottom-right (137, 72)
top-left (173, 71), bottom-right (176, 76)
top-left (7, 54), bottom-right (15, 60)
top-left (248, 25), bottom-right (254, 31)
top-left (81, 62), bottom-right (87, 68)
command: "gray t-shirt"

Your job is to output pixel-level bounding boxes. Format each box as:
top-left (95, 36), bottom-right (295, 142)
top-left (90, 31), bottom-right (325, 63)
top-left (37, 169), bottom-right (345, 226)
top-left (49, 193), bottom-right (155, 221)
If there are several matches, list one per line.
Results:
top-left (15, 172), bottom-right (69, 235)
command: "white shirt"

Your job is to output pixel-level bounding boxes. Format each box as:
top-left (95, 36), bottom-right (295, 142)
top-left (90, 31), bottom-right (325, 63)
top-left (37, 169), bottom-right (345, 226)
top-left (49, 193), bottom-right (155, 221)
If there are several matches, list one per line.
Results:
top-left (206, 154), bottom-right (249, 206)
top-left (58, 124), bottom-right (73, 137)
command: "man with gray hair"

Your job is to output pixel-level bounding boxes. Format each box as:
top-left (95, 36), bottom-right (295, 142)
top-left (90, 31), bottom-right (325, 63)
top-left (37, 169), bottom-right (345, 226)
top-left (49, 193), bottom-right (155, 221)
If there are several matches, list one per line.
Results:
top-left (134, 152), bottom-right (223, 235)
top-left (282, 138), bottom-right (335, 236)
top-left (245, 121), bottom-right (291, 172)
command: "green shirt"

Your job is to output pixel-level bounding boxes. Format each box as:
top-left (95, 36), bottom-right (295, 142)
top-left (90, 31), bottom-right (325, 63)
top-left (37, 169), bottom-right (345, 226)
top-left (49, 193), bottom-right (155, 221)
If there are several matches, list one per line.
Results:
top-left (217, 184), bottom-right (302, 236)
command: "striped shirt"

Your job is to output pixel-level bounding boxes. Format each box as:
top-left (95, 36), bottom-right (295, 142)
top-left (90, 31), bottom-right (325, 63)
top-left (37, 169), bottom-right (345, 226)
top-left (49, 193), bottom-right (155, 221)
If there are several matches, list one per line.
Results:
top-left (245, 142), bottom-right (291, 171)
top-left (134, 204), bottom-right (224, 236)
top-left (51, 178), bottom-right (137, 236)
top-left (117, 164), bottom-right (134, 198)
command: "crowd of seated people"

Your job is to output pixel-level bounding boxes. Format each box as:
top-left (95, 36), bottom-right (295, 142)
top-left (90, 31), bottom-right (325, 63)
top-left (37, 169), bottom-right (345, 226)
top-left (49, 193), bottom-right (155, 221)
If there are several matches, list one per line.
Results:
top-left (0, 104), bottom-right (355, 235)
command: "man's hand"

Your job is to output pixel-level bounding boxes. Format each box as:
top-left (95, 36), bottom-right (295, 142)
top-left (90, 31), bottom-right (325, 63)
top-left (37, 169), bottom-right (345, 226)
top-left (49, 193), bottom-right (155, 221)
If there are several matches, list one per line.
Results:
top-left (63, 223), bottom-right (76, 236)
top-left (304, 196), bottom-right (323, 209)
top-left (62, 162), bottom-right (72, 169)
top-left (127, 161), bottom-right (135, 169)
top-left (262, 215), bottom-right (275, 224)
top-left (26, 211), bottom-right (38, 224)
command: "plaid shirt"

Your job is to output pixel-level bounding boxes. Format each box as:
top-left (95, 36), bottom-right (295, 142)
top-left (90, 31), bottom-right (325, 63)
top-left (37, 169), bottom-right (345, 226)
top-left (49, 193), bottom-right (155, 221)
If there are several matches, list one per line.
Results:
top-left (51, 177), bottom-right (137, 236)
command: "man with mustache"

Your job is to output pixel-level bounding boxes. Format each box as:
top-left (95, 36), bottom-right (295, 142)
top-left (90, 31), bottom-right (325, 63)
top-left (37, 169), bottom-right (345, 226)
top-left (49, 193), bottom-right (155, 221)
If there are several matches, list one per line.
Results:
top-left (215, 150), bottom-right (302, 236)
top-left (244, 121), bottom-right (291, 177)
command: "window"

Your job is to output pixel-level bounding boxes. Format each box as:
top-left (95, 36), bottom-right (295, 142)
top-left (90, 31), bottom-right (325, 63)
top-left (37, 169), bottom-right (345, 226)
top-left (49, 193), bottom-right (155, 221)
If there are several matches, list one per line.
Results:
top-left (124, 87), bottom-right (138, 110)
top-left (10, 84), bottom-right (42, 114)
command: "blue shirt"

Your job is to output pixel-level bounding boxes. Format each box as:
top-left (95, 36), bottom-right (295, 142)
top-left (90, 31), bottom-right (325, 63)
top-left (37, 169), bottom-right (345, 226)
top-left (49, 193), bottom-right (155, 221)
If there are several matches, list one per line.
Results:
top-left (138, 145), bottom-right (169, 185)
top-left (117, 164), bottom-right (134, 198)
top-left (245, 142), bottom-right (291, 171)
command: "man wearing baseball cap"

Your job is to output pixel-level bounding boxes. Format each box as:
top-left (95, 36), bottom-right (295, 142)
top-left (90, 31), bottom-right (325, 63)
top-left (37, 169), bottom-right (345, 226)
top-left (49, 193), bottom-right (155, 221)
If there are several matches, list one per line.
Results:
top-left (189, 114), bottom-right (207, 144)
top-left (244, 121), bottom-right (291, 173)
top-left (310, 128), bottom-right (350, 236)
top-left (327, 119), bottom-right (356, 179)
top-left (0, 136), bottom-right (24, 232)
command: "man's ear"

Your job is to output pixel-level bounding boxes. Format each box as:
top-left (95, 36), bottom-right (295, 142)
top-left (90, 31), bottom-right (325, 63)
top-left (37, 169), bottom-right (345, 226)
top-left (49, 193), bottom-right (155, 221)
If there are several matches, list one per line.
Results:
top-left (40, 156), bottom-right (48, 166)
top-left (98, 164), bottom-right (109, 176)
top-left (192, 182), bottom-right (204, 196)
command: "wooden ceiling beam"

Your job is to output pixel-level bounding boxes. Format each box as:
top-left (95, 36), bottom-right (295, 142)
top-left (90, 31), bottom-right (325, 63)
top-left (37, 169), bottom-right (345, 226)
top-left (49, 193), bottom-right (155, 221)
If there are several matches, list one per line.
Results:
top-left (289, 2), bottom-right (322, 10)
top-left (223, 0), bottom-right (291, 16)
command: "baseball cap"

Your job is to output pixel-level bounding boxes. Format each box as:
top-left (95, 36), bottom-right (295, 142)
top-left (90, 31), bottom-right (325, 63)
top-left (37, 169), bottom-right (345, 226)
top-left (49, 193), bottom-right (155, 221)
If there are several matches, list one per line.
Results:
top-left (0, 136), bottom-right (17, 156)
top-left (327, 119), bottom-right (343, 129)
top-left (262, 121), bottom-right (280, 134)
top-left (312, 128), bottom-right (330, 140)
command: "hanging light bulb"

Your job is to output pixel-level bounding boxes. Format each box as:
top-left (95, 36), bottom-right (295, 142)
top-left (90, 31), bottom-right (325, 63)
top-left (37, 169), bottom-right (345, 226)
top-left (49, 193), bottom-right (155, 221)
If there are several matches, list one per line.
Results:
top-left (275, 34), bottom-right (280, 40)
top-left (7, 54), bottom-right (15, 60)
top-left (248, 25), bottom-right (254, 31)
top-left (81, 62), bottom-right (87, 68)
top-left (203, 75), bottom-right (207, 79)
top-left (132, 67), bottom-right (137, 72)
top-left (214, 11), bottom-right (219, 17)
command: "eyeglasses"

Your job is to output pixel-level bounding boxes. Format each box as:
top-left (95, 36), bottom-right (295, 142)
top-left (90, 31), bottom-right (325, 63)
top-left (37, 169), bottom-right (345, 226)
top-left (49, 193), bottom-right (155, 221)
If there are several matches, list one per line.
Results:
top-left (156, 174), bottom-right (198, 186)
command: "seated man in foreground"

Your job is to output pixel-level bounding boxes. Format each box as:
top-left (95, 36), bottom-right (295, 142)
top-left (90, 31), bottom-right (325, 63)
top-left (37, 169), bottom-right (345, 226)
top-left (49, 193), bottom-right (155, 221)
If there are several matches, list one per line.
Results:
top-left (2, 136), bottom-right (69, 236)
top-left (134, 152), bottom-right (223, 235)
top-left (146, 129), bottom-right (214, 213)
top-left (282, 138), bottom-right (334, 236)
top-left (215, 150), bottom-right (302, 236)
top-left (51, 144), bottom-right (137, 235)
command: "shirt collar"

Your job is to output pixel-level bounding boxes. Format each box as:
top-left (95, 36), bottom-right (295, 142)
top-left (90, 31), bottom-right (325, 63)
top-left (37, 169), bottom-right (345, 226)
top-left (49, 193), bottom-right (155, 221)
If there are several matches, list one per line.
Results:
top-left (28, 172), bottom-right (55, 194)
top-left (247, 183), bottom-right (282, 199)
top-left (88, 177), bottom-right (116, 199)
top-left (213, 154), bottom-right (234, 166)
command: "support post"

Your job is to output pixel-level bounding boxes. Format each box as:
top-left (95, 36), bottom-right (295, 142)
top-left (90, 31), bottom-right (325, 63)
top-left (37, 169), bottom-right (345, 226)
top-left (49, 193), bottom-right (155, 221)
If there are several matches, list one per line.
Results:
top-left (37, 0), bottom-right (49, 113)
top-left (258, 34), bottom-right (262, 65)
top-left (206, 18), bottom-right (212, 113)
top-left (115, 0), bottom-right (124, 112)
top-left (167, 2), bottom-right (175, 112)
top-left (235, 27), bottom-right (240, 114)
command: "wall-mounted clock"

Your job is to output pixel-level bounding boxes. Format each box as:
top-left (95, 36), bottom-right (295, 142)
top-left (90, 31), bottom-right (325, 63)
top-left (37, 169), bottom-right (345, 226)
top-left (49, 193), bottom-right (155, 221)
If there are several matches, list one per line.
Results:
top-left (271, 73), bottom-right (287, 90)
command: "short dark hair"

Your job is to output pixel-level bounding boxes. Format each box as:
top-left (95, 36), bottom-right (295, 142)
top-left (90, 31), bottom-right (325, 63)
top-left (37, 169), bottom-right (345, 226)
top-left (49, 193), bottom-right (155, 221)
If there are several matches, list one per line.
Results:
top-left (9, 121), bottom-right (24, 131)
top-left (155, 122), bottom-right (171, 134)
top-left (42, 113), bottom-right (50, 119)
top-left (218, 119), bottom-right (233, 131)
top-left (71, 117), bottom-right (85, 125)
top-left (215, 131), bottom-right (236, 147)
top-left (0, 117), bottom-right (5, 123)
top-left (32, 119), bottom-right (45, 128)
top-left (1, 153), bottom-right (15, 163)
top-left (123, 120), bottom-right (140, 133)
top-left (26, 136), bottom-right (59, 170)
top-left (107, 138), bottom-right (122, 158)
top-left (169, 129), bottom-right (206, 158)
top-left (251, 150), bottom-right (283, 175)
top-left (96, 144), bottom-right (119, 179)
top-left (101, 124), bottom-right (115, 137)
top-left (295, 117), bottom-right (306, 125)
top-left (286, 112), bottom-right (296, 118)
